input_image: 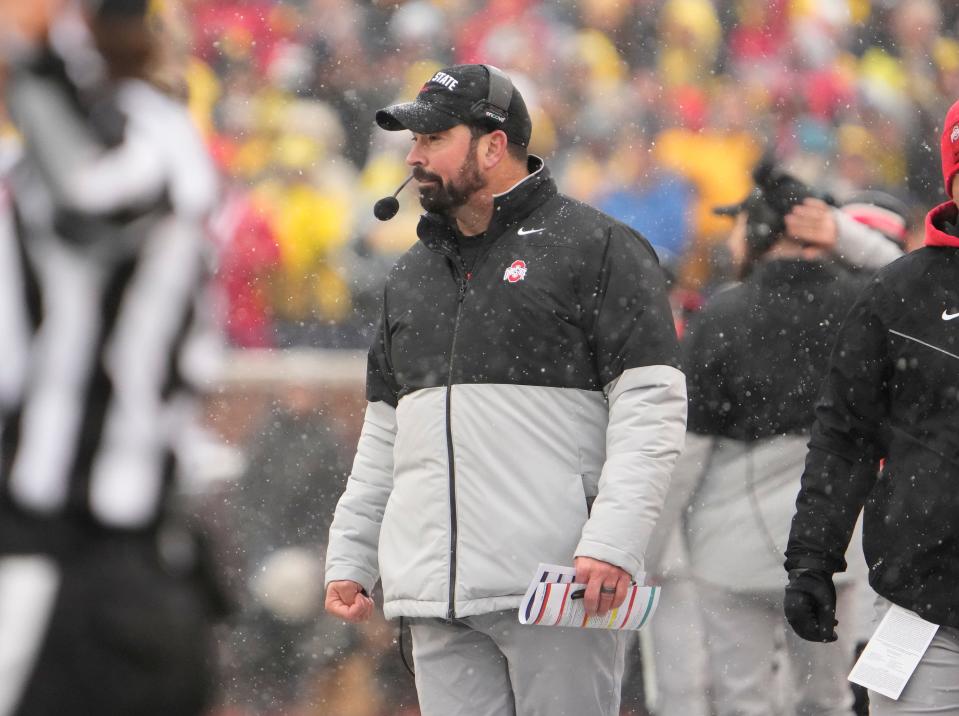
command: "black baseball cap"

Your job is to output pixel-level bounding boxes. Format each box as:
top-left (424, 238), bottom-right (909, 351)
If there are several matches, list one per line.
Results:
top-left (376, 64), bottom-right (532, 147)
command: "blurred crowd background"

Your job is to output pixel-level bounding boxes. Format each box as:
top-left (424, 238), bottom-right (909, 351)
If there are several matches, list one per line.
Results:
top-left (176, 0), bottom-right (959, 351)
top-left (8, 1), bottom-right (957, 714)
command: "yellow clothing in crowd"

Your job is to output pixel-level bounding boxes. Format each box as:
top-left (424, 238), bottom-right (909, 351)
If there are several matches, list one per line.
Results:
top-left (655, 127), bottom-right (761, 241)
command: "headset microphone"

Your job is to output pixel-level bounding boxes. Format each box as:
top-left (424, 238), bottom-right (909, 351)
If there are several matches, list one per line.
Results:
top-left (373, 174), bottom-right (414, 221)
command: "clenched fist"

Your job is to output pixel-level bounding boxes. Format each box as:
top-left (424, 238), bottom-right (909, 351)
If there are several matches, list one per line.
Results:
top-left (325, 580), bottom-right (374, 623)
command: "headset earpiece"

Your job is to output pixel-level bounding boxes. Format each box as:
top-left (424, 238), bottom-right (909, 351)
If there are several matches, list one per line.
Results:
top-left (469, 64), bottom-right (512, 129)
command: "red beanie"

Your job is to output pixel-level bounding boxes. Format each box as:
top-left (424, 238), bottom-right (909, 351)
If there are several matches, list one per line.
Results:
top-left (941, 99), bottom-right (959, 199)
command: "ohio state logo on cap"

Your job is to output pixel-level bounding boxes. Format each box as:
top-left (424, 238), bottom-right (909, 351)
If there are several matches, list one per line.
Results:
top-left (951, 124), bottom-right (959, 143)
top-left (503, 259), bottom-right (527, 283)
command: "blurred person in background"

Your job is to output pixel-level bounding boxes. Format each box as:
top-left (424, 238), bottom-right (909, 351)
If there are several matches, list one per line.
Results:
top-left (325, 63), bottom-right (686, 716)
top-left (255, 98), bottom-right (356, 347)
top-left (643, 170), bottom-right (910, 716)
top-left (660, 160), bottom-right (869, 716)
top-left (0, 0), bottom-right (226, 714)
top-left (653, 79), bottom-right (762, 288)
top-left (783, 96), bottom-right (959, 716)
top-left (888, 0), bottom-right (949, 206)
top-left (209, 177), bottom-right (282, 349)
top-left (656, 0), bottom-right (722, 89)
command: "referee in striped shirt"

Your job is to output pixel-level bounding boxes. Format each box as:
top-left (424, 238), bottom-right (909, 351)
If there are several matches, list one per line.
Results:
top-left (0, 1), bottom-right (224, 713)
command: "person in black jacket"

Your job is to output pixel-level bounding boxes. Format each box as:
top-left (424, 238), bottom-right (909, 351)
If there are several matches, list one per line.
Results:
top-left (784, 100), bottom-right (959, 715)
top-left (667, 160), bottom-right (866, 716)
top-left (324, 64), bottom-right (687, 716)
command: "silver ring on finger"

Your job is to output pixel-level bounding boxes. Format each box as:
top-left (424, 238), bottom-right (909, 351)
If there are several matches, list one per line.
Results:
top-left (599, 585), bottom-right (617, 595)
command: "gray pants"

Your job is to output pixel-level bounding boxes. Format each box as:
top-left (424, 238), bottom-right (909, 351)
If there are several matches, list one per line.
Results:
top-left (868, 599), bottom-right (959, 715)
top-left (698, 581), bottom-right (856, 716)
top-left (408, 609), bottom-right (627, 716)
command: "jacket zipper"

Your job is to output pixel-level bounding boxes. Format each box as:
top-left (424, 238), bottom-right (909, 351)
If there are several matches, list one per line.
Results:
top-left (439, 240), bottom-right (498, 620)
top-left (444, 258), bottom-right (468, 620)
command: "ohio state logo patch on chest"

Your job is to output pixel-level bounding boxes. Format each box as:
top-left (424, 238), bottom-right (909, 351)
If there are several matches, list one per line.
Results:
top-left (503, 259), bottom-right (528, 283)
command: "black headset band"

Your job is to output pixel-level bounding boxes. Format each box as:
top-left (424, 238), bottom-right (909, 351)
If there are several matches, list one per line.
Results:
top-left (484, 65), bottom-right (512, 117)
top-left (471, 64), bottom-right (512, 127)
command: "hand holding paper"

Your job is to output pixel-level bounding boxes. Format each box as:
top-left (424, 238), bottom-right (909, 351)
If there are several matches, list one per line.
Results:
top-left (518, 563), bottom-right (660, 631)
top-left (573, 556), bottom-right (632, 616)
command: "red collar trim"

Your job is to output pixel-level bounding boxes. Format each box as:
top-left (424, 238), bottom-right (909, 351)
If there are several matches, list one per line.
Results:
top-left (925, 201), bottom-right (959, 248)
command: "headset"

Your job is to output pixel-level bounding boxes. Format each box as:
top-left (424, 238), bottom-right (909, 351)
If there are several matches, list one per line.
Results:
top-left (469, 64), bottom-right (513, 129)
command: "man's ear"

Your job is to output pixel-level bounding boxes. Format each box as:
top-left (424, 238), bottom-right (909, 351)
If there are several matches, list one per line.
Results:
top-left (480, 130), bottom-right (509, 169)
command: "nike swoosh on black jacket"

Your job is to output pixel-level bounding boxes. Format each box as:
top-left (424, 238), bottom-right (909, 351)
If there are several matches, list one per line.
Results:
top-left (787, 201), bottom-right (959, 628)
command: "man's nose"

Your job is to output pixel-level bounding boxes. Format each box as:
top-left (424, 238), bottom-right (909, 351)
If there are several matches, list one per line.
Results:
top-left (406, 142), bottom-right (424, 167)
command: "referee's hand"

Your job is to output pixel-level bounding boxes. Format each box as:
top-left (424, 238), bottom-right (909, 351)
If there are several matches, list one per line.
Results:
top-left (325, 580), bottom-right (374, 623)
top-left (574, 556), bottom-right (631, 617)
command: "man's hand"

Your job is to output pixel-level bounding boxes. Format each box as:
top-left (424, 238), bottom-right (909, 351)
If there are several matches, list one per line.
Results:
top-left (783, 569), bottom-right (838, 642)
top-left (574, 556), bottom-right (632, 617)
top-left (784, 198), bottom-right (838, 252)
top-left (325, 580), bottom-right (374, 623)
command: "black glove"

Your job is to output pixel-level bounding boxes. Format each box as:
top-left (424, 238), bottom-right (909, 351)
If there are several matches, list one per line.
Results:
top-left (783, 568), bottom-right (838, 642)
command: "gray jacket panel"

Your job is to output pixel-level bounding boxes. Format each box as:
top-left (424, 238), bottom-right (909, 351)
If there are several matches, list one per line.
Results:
top-left (326, 364), bottom-right (686, 619)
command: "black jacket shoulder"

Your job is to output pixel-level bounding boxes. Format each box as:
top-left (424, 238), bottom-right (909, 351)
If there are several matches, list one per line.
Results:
top-left (546, 194), bottom-right (661, 259)
top-left (868, 246), bottom-right (958, 319)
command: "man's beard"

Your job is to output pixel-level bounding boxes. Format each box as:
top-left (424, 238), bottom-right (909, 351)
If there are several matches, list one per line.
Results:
top-left (414, 140), bottom-right (487, 215)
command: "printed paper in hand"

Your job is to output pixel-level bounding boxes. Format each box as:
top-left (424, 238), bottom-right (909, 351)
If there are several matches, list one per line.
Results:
top-left (518, 563), bottom-right (660, 630)
top-left (848, 604), bottom-right (939, 700)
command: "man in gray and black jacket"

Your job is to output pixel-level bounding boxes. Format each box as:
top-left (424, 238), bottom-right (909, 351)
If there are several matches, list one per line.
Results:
top-left (324, 64), bottom-right (686, 716)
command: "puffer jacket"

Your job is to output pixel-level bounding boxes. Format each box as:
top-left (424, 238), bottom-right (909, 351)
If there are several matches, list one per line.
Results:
top-left (675, 259), bottom-right (865, 591)
top-left (787, 200), bottom-right (959, 628)
top-left (326, 157), bottom-right (687, 619)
